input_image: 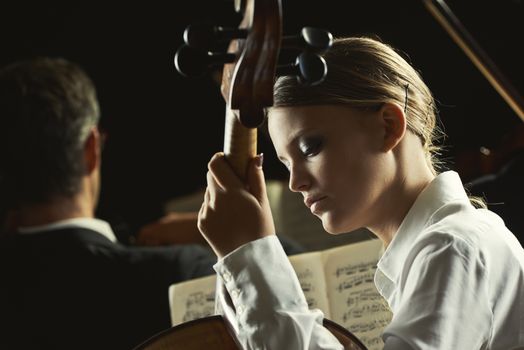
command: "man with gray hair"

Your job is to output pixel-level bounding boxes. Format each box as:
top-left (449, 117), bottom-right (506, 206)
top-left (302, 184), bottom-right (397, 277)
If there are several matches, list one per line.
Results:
top-left (0, 57), bottom-right (215, 350)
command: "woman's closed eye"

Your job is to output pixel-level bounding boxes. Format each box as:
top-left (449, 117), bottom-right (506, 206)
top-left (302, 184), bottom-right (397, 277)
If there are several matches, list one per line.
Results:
top-left (299, 136), bottom-right (323, 157)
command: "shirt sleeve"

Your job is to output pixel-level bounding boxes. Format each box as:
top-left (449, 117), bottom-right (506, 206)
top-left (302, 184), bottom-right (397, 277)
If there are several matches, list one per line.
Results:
top-left (213, 235), bottom-right (344, 350)
top-left (383, 234), bottom-right (493, 349)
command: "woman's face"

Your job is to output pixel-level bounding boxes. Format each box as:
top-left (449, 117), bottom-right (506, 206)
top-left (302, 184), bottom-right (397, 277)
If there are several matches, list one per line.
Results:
top-left (268, 105), bottom-right (391, 234)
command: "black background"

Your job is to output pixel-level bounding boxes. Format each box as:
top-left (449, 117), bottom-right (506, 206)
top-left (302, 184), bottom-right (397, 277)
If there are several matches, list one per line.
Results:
top-left (2, 0), bottom-right (523, 236)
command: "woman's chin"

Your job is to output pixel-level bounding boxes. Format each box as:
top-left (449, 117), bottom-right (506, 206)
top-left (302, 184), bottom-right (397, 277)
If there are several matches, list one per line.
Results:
top-left (320, 214), bottom-right (359, 235)
top-left (320, 217), bottom-right (348, 235)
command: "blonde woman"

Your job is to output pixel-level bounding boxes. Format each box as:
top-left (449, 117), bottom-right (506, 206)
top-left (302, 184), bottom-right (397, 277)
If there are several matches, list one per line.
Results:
top-left (198, 37), bottom-right (524, 350)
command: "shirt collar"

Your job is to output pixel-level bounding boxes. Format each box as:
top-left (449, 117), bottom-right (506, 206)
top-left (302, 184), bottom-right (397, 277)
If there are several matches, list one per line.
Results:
top-left (377, 171), bottom-right (469, 283)
top-left (17, 217), bottom-right (118, 243)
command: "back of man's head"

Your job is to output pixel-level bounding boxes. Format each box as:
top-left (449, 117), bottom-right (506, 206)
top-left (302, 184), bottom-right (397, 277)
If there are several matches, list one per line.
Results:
top-left (0, 57), bottom-right (100, 207)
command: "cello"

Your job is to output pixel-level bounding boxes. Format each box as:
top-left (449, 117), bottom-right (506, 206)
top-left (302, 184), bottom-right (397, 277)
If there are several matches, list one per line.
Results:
top-left (422, 0), bottom-right (524, 181)
top-left (133, 0), bottom-right (367, 349)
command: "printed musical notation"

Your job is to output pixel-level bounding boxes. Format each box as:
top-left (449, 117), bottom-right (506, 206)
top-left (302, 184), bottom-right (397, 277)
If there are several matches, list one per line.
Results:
top-left (336, 273), bottom-right (375, 292)
top-left (298, 269), bottom-right (318, 307)
top-left (297, 268), bottom-right (314, 280)
top-left (185, 291), bottom-right (215, 309)
top-left (289, 259), bottom-right (331, 315)
top-left (169, 274), bottom-right (218, 326)
top-left (345, 317), bottom-right (391, 333)
top-left (346, 289), bottom-right (382, 307)
top-left (182, 290), bottom-right (216, 323)
top-left (182, 306), bottom-right (215, 323)
top-left (335, 262), bottom-right (376, 277)
top-left (327, 258), bottom-right (392, 350)
top-left (343, 302), bottom-right (390, 322)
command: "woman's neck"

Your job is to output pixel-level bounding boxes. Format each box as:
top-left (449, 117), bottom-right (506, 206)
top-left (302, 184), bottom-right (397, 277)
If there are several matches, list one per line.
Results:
top-left (368, 134), bottom-right (436, 247)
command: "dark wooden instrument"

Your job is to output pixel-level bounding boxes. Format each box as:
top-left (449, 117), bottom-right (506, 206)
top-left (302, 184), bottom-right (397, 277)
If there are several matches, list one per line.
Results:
top-left (423, 0), bottom-right (524, 181)
top-left (133, 315), bottom-right (367, 350)
top-left (174, 0), bottom-right (332, 179)
top-left (133, 0), bottom-right (367, 349)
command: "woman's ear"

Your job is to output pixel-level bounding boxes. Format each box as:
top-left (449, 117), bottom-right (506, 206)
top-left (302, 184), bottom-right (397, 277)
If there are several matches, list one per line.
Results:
top-left (379, 102), bottom-right (406, 152)
top-left (84, 127), bottom-right (101, 174)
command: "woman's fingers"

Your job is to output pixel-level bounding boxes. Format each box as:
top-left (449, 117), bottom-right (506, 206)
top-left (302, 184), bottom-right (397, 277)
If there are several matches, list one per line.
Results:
top-left (208, 152), bottom-right (243, 190)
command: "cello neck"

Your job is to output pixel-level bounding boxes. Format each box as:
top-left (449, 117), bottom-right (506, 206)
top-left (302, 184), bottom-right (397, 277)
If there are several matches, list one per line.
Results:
top-left (223, 107), bottom-right (257, 181)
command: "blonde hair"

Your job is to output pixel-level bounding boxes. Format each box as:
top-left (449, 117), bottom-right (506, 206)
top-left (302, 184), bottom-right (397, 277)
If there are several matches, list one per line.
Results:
top-left (273, 36), bottom-right (487, 208)
top-left (274, 36), bottom-right (444, 175)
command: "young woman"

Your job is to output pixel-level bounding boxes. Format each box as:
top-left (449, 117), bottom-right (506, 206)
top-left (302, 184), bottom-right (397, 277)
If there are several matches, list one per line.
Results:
top-left (197, 37), bottom-right (524, 350)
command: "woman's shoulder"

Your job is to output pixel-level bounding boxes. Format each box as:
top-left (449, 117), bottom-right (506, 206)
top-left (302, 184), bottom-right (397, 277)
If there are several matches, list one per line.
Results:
top-left (412, 201), bottom-right (523, 267)
top-left (426, 200), bottom-right (508, 241)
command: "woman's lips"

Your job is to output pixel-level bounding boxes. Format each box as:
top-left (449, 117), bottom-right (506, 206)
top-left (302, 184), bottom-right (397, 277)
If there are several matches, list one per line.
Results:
top-left (305, 196), bottom-right (327, 212)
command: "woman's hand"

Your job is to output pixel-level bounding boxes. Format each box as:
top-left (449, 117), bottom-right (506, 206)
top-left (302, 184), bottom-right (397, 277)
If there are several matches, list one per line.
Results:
top-left (198, 152), bottom-right (275, 258)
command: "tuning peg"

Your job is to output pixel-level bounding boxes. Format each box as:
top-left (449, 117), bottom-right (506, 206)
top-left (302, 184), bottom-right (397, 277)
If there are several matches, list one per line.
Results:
top-left (174, 45), bottom-right (236, 78)
top-left (281, 27), bottom-right (333, 54)
top-left (184, 24), bottom-right (248, 50)
top-left (276, 52), bottom-right (328, 86)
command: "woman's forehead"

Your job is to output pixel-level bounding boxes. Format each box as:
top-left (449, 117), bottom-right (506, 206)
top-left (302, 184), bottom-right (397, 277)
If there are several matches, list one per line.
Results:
top-left (268, 105), bottom-right (365, 132)
top-left (268, 106), bottom-right (318, 139)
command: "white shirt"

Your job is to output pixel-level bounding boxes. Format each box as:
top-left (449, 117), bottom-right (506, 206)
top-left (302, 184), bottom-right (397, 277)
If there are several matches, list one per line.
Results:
top-left (213, 171), bottom-right (524, 350)
top-left (17, 217), bottom-right (117, 243)
top-left (376, 171), bottom-right (524, 350)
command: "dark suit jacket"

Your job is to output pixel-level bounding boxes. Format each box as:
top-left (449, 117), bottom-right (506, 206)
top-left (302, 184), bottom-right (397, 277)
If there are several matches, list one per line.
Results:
top-left (0, 227), bottom-right (216, 350)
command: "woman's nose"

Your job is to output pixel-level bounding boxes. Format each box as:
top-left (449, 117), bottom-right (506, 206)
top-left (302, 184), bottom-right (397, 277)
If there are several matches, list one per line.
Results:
top-left (288, 165), bottom-right (310, 193)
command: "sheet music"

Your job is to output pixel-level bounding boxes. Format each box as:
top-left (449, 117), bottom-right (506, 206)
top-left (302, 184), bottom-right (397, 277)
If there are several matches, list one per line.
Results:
top-left (323, 239), bottom-right (392, 350)
top-left (169, 274), bottom-right (217, 326)
top-left (169, 252), bottom-right (332, 326)
top-left (289, 251), bottom-right (331, 319)
top-left (169, 239), bottom-right (391, 350)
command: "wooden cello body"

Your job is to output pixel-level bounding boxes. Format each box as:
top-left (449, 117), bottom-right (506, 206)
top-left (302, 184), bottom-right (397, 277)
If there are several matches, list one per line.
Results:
top-left (134, 315), bottom-right (367, 350)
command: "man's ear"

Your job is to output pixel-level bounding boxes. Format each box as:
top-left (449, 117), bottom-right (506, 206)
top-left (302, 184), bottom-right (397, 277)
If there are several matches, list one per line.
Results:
top-left (379, 102), bottom-right (406, 152)
top-left (84, 127), bottom-right (101, 174)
